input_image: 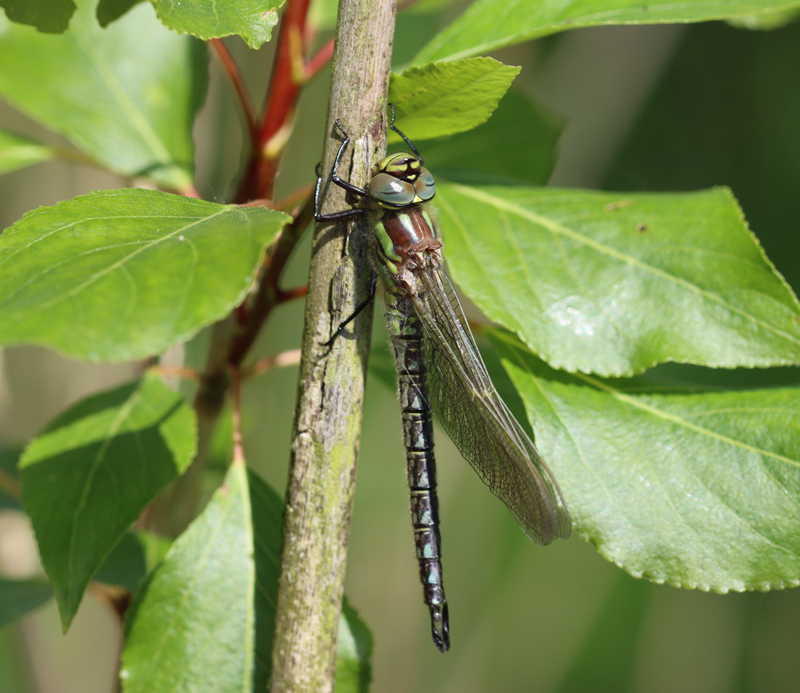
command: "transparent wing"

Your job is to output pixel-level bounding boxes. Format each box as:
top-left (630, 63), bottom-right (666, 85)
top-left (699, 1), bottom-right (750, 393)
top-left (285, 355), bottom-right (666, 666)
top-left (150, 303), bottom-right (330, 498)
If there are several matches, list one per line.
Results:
top-left (411, 263), bottom-right (571, 545)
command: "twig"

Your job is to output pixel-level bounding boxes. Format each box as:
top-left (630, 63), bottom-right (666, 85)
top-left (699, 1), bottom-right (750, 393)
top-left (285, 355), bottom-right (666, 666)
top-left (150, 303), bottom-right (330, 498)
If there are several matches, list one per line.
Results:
top-left (276, 182), bottom-right (314, 212)
top-left (230, 365), bottom-right (245, 464)
top-left (304, 38), bottom-right (335, 81)
top-left (150, 365), bottom-right (203, 381)
top-left (227, 195), bottom-right (314, 366)
top-left (0, 467), bottom-right (21, 501)
top-left (210, 38), bottom-right (259, 145)
top-left (276, 285), bottom-right (308, 303)
top-left (243, 348), bottom-right (303, 378)
top-left (234, 0), bottom-right (332, 202)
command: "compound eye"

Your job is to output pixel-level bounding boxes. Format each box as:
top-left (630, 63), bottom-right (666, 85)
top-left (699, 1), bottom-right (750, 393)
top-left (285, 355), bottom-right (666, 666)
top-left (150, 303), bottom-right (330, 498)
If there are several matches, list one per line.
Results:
top-left (368, 172), bottom-right (415, 207)
top-left (414, 168), bottom-right (436, 201)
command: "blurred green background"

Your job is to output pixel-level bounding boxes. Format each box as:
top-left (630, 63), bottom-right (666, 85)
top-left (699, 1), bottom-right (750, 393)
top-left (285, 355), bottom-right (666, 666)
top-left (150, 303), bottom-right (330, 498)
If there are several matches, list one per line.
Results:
top-left (2, 10), bottom-right (800, 693)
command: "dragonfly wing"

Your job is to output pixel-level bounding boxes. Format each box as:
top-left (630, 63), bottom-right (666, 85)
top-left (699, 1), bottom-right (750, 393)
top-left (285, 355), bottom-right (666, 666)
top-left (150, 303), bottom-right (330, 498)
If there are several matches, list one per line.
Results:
top-left (411, 264), bottom-right (571, 545)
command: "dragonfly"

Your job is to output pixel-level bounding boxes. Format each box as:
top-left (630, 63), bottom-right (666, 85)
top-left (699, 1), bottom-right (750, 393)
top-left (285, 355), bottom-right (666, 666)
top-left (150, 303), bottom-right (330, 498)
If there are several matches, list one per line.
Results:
top-left (314, 105), bottom-right (571, 652)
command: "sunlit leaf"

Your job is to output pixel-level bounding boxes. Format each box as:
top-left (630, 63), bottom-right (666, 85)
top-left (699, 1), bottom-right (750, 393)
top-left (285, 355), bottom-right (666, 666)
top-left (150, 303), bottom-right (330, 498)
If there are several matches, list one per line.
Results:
top-left (436, 183), bottom-right (800, 376)
top-left (727, 6), bottom-right (800, 28)
top-left (121, 463), bottom-right (372, 693)
top-left (0, 188), bottom-right (290, 362)
top-left (412, 0), bottom-right (800, 64)
top-left (20, 373), bottom-right (196, 629)
top-left (335, 598), bottom-right (373, 692)
top-left (152, 0), bottom-right (283, 49)
top-left (0, 0), bottom-right (207, 189)
top-left (491, 329), bottom-right (800, 592)
top-left (389, 58), bottom-right (519, 142)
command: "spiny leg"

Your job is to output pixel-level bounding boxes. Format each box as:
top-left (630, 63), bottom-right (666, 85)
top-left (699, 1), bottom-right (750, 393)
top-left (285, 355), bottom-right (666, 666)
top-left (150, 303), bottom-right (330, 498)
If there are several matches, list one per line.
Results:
top-left (387, 103), bottom-right (423, 164)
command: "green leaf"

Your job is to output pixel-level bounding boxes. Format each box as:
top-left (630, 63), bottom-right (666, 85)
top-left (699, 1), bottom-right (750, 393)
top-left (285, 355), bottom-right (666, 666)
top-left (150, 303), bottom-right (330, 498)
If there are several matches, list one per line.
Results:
top-left (412, 0), bottom-right (800, 64)
top-left (423, 90), bottom-right (561, 185)
top-left (121, 464), bottom-right (267, 691)
top-left (94, 530), bottom-right (172, 592)
top-left (727, 6), bottom-right (800, 28)
top-left (436, 183), bottom-right (800, 376)
top-left (19, 373), bottom-right (196, 629)
top-left (151, 0), bottom-right (283, 49)
top-left (0, 579), bottom-right (53, 629)
top-left (0, 130), bottom-right (54, 175)
top-left (96, 0), bottom-right (144, 26)
top-left (121, 462), bottom-right (271, 692)
top-left (0, 0), bottom-right (76, 33)
top-left (0, 0), bottom-right (207, 190)
top-left (121, 464), bottom-right (372, 693)
top-left (0, 188), bottom-right (290, 362)
top-left (335, 598), bottom-right (373, 692)
top-left (388, 58), bottom-right (520, 142)
top-left (490, 329), bottom-right (800, 592)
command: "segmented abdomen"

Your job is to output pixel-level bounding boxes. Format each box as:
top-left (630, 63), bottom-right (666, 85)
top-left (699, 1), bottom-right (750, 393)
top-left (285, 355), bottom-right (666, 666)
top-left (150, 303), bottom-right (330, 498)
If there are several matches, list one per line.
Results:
top-left (384, 288), bottom-right (449, 652)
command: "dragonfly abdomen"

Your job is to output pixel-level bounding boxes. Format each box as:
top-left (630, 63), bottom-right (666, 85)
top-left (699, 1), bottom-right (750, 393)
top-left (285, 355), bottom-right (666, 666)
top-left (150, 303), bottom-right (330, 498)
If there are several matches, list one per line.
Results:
top-left (386, 290), bottom-right (450, 653)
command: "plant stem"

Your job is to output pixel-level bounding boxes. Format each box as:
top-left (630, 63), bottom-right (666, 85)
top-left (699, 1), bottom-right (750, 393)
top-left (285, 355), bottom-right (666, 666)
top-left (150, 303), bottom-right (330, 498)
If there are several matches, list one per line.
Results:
top-left (210, 39), bottom-right (258, 145)
top-left (268, 0), bottom-right (396, 688)
top-left (0, 466), bottom-right (20, 500)
top-left (235, 0), bottom-right (315, 202)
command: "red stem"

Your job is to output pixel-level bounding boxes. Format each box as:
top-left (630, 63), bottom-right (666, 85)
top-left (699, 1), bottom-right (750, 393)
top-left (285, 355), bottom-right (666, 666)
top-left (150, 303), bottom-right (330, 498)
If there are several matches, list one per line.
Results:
top-left (227, 194), bottom-right (314, 366)
top-left (151, 365), bottom-right (203, 381)
top-left (234, 0), bottom-right (317, 203)
top-left (210, 39), bottom-right (259, 145)
top-left (230, 365), bottom-right (245, 464)
top-left (244, 348), bottom-right (303, 378)
top-left (277, 285), bottom-right (308, 303)
top-left (304, 38), bottom-right (334, 81)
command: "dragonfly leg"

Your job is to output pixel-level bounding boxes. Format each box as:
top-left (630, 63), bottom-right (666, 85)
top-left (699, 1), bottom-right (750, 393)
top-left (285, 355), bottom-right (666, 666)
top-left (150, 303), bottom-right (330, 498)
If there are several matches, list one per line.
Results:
top-left (331, 120), bottom-right (369, 198)
top-left (314, 161), bottom-right (368, 222)
top-left (387, 103), bottom-right (423, 165)
top-left (322, 273), bottom-right (377, 347)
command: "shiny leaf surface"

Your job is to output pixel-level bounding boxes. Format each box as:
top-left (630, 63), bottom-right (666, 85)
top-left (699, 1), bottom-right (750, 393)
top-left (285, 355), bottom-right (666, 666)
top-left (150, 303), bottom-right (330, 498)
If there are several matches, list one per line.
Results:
top-left (121, 463), bottom-right (371, 693)
top-left (436, 183), bottom-right (800, 376)
top-left (389, 58), bottom-right (519, 142)
top-left (0, 189), bottom-right (290, 362)
top-left (412, 0), bottom-right (800, 64)
top-left (152, 0), bottom-right (283, 49)
top-left (491, 329), bottom-right (800, 592)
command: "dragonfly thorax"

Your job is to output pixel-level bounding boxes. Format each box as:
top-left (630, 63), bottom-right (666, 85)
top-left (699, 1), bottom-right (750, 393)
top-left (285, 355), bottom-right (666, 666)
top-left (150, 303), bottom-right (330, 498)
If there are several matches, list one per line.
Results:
top-left (368, 152), bottom-right (436, 209)
top-left (374, 206), bottom-right (443, 286)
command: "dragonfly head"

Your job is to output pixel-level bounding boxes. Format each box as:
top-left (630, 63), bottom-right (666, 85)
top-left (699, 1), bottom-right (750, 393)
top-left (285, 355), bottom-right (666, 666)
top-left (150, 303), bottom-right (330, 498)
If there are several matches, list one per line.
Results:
top-left (368, 152), bottom-right (436, 209)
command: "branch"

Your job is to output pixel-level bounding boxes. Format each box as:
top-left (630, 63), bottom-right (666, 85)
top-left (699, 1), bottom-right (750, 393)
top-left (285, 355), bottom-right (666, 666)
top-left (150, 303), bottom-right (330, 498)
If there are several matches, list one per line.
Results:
top-left (234, 0), bottom-right (315, 202)
top-left (210, 39), bottom-right (259, 145)
top-left (268, 0), bottom-right (396, 688)
top-left (0, 466), bottom-right (20, 501)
